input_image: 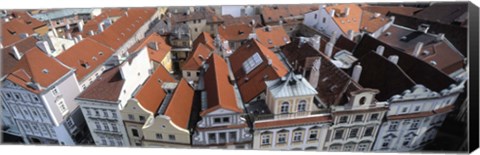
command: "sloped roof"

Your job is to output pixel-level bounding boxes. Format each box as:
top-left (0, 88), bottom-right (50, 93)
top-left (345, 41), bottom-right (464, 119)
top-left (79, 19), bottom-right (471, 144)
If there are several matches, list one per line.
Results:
top-left (56, 38), bottom-right (115, 82)
top-left (128, 33), bottom-right (171, 63)
top-left (413, 2), bottom-right (468, 25)
top-left (255, 25), bottom-right (291, 48)
top-left (90, 8), bottom-right (157, 50)
top-left (10, 11), bottom-right (46, 30)
top-left (192, 32), bottom-right (215, 51)
top-left (228, 39), bottom-right (289, 102)
top-left (81, 8), bottom-right (126, 36)
top-left (281, 38), bottom-right (322, 72)
top-left (221, 14), bottom-right (263, 26)
top-left (6, 48), bottom-right (70, 94)
top-left (265, 73), bottom-right (317, 98)
top-left (261, 5), bottom-right (318, 23)
top-left (324, 4), bottom-right (363, 34)
top-left (182, 43), bottom-right (212, 70)
top-left (201, 54), bottom-right (243, 116)
top-left (360, 10), bottom-right (391, 33)
top-left (217, 23), bottom-right (253, 42)
top-left (76, 66), bottom-right (124, 102)
top-left (164, 79), bottom-right (195, 129)
top-left (361, 6), bottom-right (422, 17)
top-left (2, 36), bottom-right (39, 77)
top-left (135, 66), bottom-right (175, 114)
top-left (2, 19), bottom-right (35, 46)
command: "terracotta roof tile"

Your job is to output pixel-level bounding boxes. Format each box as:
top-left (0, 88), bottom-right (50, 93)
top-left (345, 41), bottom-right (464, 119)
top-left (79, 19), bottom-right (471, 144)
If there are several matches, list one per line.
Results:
top-left (182, 43), bottom-right (212, 70)
top-left (361, 6), bottom-right (422, 17)
top-left (2, 19), bottom-right (35, 46)
top-left (360, 10), bottom-right (391, 33)
top-left (221, 15), bottom-right (263, 26)
top-left (81, 8), bottom-right (126, 36)
top-left (164, 78), bottom-right (195, 129)
top-left (77, 66), bottom-right (124, 102)
top-left (192, 32), bottom-right (215, 51)
top-left (261, 5), bottom-right (318, 24)
top-left (201, 54), bottom-right (242, 116)
top-left (91, 8), bottom-right (157, 50)
top-left (6, 48), bottom-right (70, 94)
top-left (228, 39), bottom-right (288, 102)
top-left (1, 36), bottom-right (39, 77)
top-left (128, 33), bottom-right (171, 63)
top-left (10, 11), bottom-right (46, 30)
top-left (135, 66), bottom-right (175, 114)
top-left (254, 115), bottom-right (332, 129)
top-left (255, 25), bottom-right (290, 48)
top-left (56, 38), bottom-right (115, 82)
top-left (324, 4), bottom-right (363, 34)
top-left (217, 23), bottom-right (253, 42)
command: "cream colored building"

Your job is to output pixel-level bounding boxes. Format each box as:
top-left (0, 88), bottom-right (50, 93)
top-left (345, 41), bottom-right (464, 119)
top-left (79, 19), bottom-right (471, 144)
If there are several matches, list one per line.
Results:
top-left (251, 73), bottom-right (331, 151)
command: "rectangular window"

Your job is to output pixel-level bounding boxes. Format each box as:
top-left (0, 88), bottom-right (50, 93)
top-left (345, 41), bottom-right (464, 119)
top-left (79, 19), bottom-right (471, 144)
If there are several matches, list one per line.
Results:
top-left (354, 115), bottom-right (363, 122)
top-left (403, 137), bottom-right (412, 146)
top-left (219, 132), bottom-right (226, 143)
top-left (132, 128), bottom-right (139, 137)
top-left (410, 119), bottom-right (420, 129)
top-left (322, 18), bottom-right (326, 23)
top-left (401, 107), bottom-right (408, 113)
top-left (388, 121), bottom-right (399, 131)
top-left (370, 113), bottom-right (379, 121)
top-left (128, 114), bottom-right (134, 121)
top-left (309, 130), bottom-right (318, 140)
top-left (100, 137), bottom-right (107, 145)
top-left (111, 123), bottom-right (118, 132)
top-left (334, 129), bottom-right (344, 140)
top-left (95, 121), bottom-right (101, 130)
top-left (52, 87), bottom-right (59, 96)
top-left (139, 116), bottom-right (146, 122)
top-left (243, 52), bottom-right (263, 74)
top-left (187, 72), bottom-right (191, 77)
top-left (222, 117), bottom-right (229, 123)
top-left (278, 133), bottom-right (287, 143)
top-left (169, 135), bottom-right (176, 141)
top-left (261, 135), bottom-right (270, 145)
top-left (213, 117), bottom-right (230, 124)
top-left (343, 144), bottom-right (354, 151)
top-left (382, 139), bottom-right (391, 148)
top-left (196, 71), bottom-right (200, 77)
top-left (414, 106), bottom-right (421, 112)
top-left (339, 116), bottom-right (348, 124)
top-left (349, 128), bottom-right (359, 138)
top-left (57, 100), bottom-right (68, 115)
top-left (208, 133), bottom-right (216, 143)
top-left (111, 111), bottom-right (117, 118)
top-left (156, 133), bottom-right (163, 139)
top-left (66, 117), bottom-right (75, 128)
top-left (85, 108), bottom-right (92, 116)
top-left (102, 122), bottom-right (109, 131)
top-left (364, 127), bottom-right (374, 137)
top-left (229, 132), bottom-right (237, 142)
top-left (102, 109), bottom-right (108, 118)
top-left (357, 143), bottom-right (368, 151)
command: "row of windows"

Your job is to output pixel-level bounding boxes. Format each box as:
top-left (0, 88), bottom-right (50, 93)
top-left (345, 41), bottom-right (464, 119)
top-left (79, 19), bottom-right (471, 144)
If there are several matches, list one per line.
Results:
top-left (9, 104), bottom-right (50, 123)
top-left (261, 129), bottom-right (319, 145)
top-left (85, 108), bottom-right (118, 119)
top-left (2, 91), bottom-right (40, 103)
top-left (19, 121), bottom-right (56, 138)
top-left (99, 136), bottom-right (124, 146)
top-left (333, 127), bottom-right (375, 140)
top-left (279, 100), bottom-right (308, 114)
top-left (329, 142), bottom-right (370, 151)
top-left (94, 121), bottom-right (119, 132)
top-left (208, 131), bottom-right (237, 144)
top-left (337, 113), bottom-right (379, 124)
top-left (388, 119), bottom-right (421, 131)
top-left (185, 71), bottom-right (200, 77)
top-left (127, 114), bottom-right (146, 122)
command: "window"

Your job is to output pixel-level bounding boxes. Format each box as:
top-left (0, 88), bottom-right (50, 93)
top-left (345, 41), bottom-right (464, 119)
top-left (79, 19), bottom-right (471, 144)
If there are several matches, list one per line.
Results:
top-left (357, 143), bottom-right (369, 151)
top-left (95, 109), bottom-right (100, 116)
top-left (370, 113), bottom-right (379, 121)
top-left (109, 139), bottom-right (115, 146)
top-left (322, 18), bottom-right (326, 23)
top-left (169, 135), bottom-right (176, 141)
top-left (330, 145), bottom-right (341, 151)
top-left (196, 71), bottom-right (200, 77)
top-left (213, 117), bottom-right (230, 124)
top-left (280, 102), bottom-right (289, 114)
top-left (208, 133), bottom-right (216, 143)
top-left (314, 14), bottom-right (318, 19)
top-left (309, 130), bottom-right (318, 140)
top-left (222, 117), bottom-right (229, 123)
top-left (57, 100), bottom-right (68, 115)
top-left (229, 132), bottom-right (236, 142)
top-left (349, 128), bottom-right (359, 138)
top-left (414, 106), bottom-right (421, 112)
top-left (100, 137), bottom-right (107, 145)
top-left (354, 115), bottom-right (363, 122)
top-left (85, 108), bottom-right (92, 116)
top-left (339, 116), bottom-right (348, 123)
top-left (156, 133), bottom-right (163, 139)
top-left (293, 132), bottom-right (302, 142)
top-left (277, 133), bottom-right (287, 144)
top-left (103, 122), bottom-right (109, 131)
top-left (111, 111), bottom-right (117, 118)
top-left (359, 97), bottom-right (366, 105)
top-left (242, 52), bottom-right (263, 73)
top-left (403, 137), bottom-right (412, 146)
top-left (132, 129), bottom-right (139, 137)
top-left (52, 87), bottom-right (59, 96)
top-left (66, 117), bottom-right (75, 128)
top-left (382, 138), bottom-right (391, 148)
top-left (194, 28), bottom-right (198, 32)
top-left (410, 119), bottom-right (420, 130)
top-left (401, 107), bottom-right (408, 113)
top-left (334, 129), bottom-right (344, 140)
top-left (111, 123), bottom-right (118, 132)
top-left (297, 100), bottom-right (307, 112)
top-left (261, 135), bottom-right (270, 145)
top-left (364, 127), bottom-right (374, 137)
top-left (102, 109), bottom-right (108, 117)
top-left (343, 144), bottom-right (354, 151)
top-left (187, 72), bottom-right (191, 77)
top-left (117, 139), bottom-right (123, 146)
top-left (219, 132), bottom-right (226, 143)
top-left (139, 116), bottom-right (146, 122)
top-left (388, 121), bottom-right (399, 131)
top-left (95, 121), bottom-right (101, 129)
top-left (128, 114), bottom-right (134, 121)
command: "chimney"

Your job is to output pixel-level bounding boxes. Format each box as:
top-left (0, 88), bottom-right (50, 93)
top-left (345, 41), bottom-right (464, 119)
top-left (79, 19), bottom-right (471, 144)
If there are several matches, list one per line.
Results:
top-left (89, 30), bottom-right (95, 36)
top-left (330, 9), bottom-right (335, 17)
top-left (98, 22), bottom-right (105, 33)
top-left (11, 46), bottom-right (22, 60)
top-left (36, 41), bottom-right (52, 55)
top-left (308, 58), bottom-right (321, 88)
top-left (124, 11), bottom-right (129, 17)
top-left (376, 45), bottom-right (385, 56)
top-left (309, 35), bottom-right (321, 51)
top-left (352, 63), bottom-right (362, 82)
top-left (436, 33), bottom-right (445, 41)
top-left (49, 21), bottom-right (59, 37)
top-left (44, 33), bottom-right (57, 51)
top-left (417, 24), bottom-right (430, 33)
top-left (344, 7), bottom-right (350, 16)
top-left (388, 55), bottom-right (399, 64)
top-left (0, 43), bottom-right (3, 49)
top-left (413, 42), bottom-right (424, 57)
top-left (347, 29), bottom-right (354, 40)
top-left (325, 42), bottom-right (334, 58)
top-left (78, 19), bottom-right (84, 32)
top-left (66, 33), bottom-right (72, 40)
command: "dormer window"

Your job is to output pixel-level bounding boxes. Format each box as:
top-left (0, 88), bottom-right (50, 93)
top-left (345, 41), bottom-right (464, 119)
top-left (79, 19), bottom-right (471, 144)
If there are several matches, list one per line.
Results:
top-left (359, 97), bottom-right (366, 105)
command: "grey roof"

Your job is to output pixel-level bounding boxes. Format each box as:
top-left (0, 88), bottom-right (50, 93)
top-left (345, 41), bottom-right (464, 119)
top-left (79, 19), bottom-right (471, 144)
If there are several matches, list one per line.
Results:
top-left (265, 72), bottom-right (317, 98)
top-left (32, 9), bottom-right (96, 21)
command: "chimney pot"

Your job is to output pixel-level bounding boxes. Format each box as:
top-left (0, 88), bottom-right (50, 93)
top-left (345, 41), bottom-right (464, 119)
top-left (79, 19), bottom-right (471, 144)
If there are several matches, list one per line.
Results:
top-left (344, 7), bottom-right (350, 16)
top-left (352, 63), bottom-right (362, 82)
top-left (376, 45), bottom-right (385, 56)
top-left (388, 55), bottom-right (399, 64)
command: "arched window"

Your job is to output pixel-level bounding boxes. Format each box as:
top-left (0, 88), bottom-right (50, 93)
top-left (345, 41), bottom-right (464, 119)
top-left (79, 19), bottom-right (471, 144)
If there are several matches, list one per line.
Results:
top-left (359, 97), bottom-right (366, 105)
top-left (280, 102), bottom-right (289, 114)
top-left (298, 100), bottom-right (307, 112)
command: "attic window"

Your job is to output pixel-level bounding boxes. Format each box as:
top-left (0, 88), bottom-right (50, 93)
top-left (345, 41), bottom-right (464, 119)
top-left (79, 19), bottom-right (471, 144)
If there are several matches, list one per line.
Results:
top-left (268, 39), bottom-right (273, 44)
top-left (430, 61), bottom-right (437, 66)
top-left (42, 69), bottom-right (49, 74)
top-left (99, 52), bottom-right (104, 55)
top-left (400, 36), bottom-right (407, 41)
top-left (422, 50), bottom-right (431, 55)
top-left (92, 56), bottom-right (97, 61)
top-left (157, 79), bottom-right (163, 84)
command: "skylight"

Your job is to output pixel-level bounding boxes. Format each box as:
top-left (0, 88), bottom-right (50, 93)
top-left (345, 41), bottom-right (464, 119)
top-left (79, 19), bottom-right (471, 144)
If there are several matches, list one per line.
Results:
top-left (243, 52), bottom-right (263, 74)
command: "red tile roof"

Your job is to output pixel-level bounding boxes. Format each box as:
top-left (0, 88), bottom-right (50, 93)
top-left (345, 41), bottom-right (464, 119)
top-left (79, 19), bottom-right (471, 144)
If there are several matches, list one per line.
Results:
top-left (10, 11), bottom-right (46, 30)
top-left (261, 5), bottom-right (318, 24)
top-left (2, 19), bottom-right (35, 46)
top-left (81, 8), bottom-right (126, 36)
top-left (228, 39), bottom-right (288, 102)
top-left (135, 66), bottom-right (175, 114)
top-left (217, 23), bottom-right (253, 42)
top-left (6, 48), bottom-right (70, 94)
top-left (77, 66), bottom-right (124, 102)
top-left (325, 4), bottom-right (363, 34)
top-left (255, 25), bottom-right (291, 48)
top-left (201, 54), bottom-right (243, 116)
top-left (192, 32), bottom-right (215, 51)
top-left (56, 38), bottom-right (114, 82)
top-left (91, 8), bottom-right (157, 50)
top-left (1, 36), bottom-right (39, 77)
top-left (164, 78), bottom-right (195, 129)
top-left (128, 33), bottom-right (171, 63)
top-left (182, 43), bottom-right (212, 71)
top-left (360, 10), bottom-right (391, 33)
